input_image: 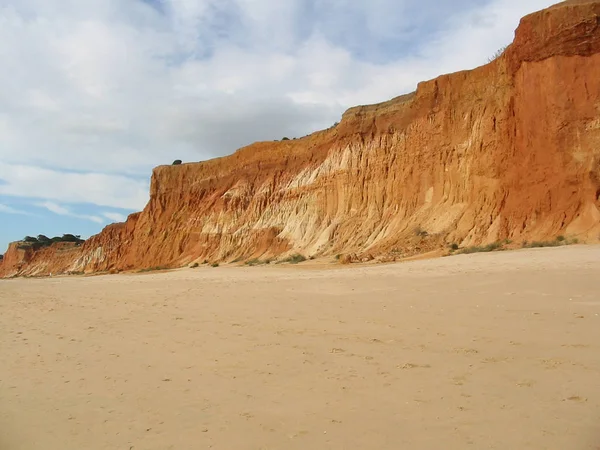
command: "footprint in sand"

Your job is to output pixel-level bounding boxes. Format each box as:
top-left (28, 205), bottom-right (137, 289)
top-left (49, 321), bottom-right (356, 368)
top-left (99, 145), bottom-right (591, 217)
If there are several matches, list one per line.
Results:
top-left (398, 363), bottom-right (432, 370)
top-left (563, 396), bottom-right (587, 402)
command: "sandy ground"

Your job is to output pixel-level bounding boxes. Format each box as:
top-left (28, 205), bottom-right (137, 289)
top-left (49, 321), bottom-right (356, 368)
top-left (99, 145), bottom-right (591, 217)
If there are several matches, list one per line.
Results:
top-left (1, 246), bottom-right (600, 450)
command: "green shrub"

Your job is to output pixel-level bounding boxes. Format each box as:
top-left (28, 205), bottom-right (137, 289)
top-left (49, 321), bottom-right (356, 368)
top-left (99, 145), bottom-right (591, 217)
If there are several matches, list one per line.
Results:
top-left (190, 262), bottom-right (199, 268)
top-left (172, 159), bottom-right (182, 165)
top-left (521, 237), bottom-right (580, 248)
top-left (450, 243), bottom-right (459, 251)
top-left (245, 258), bottom-right (273, 266)
top-left (458, 242), bottom-right (503, 254)
top-left (283, 254), bottom-right (307, 264)
top-left (245, 258), bottom-right (262, 266)
top-left (524, 241), bottom-right (561, 248)
top-left (211, 263), bottom-right (219, 268)
top-left (138, 266), bottom-right (169, 273)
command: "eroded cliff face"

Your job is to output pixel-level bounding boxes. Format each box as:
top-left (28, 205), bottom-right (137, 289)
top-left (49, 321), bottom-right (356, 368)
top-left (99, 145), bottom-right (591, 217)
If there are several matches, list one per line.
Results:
top-left (2, 0), bottom-right (600, 277)
top-left (1, 241), bottom-right (83, 276)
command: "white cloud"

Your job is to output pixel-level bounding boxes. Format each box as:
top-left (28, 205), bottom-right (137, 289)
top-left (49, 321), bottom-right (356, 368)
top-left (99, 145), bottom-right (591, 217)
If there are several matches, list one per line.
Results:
top-left (40, 201), bottom-right (70, 215)
top-left (0, 163), bottom-right (149, 210)
top-left (0, 203), bottom-right (30, 215)
top-left (0, 0), bottom-right (556, 209)
top-left (103, 212), bottom-right (127, 222)
top-left (37, 201), bottom-right (104, 224)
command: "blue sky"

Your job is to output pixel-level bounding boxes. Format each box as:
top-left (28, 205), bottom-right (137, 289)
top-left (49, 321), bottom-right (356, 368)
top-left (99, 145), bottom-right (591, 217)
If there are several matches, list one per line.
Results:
top-left (0, 0), bottom-right (556, 254)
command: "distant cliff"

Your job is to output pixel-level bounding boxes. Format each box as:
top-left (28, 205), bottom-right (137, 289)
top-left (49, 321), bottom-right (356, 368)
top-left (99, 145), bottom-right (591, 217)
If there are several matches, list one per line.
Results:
top-left (2, 0), bottom-right (600, 277)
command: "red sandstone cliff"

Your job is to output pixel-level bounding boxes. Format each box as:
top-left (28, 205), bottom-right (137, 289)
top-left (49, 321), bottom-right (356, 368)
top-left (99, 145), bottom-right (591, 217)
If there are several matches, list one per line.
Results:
top-left (2, 0), bottom-right (600, 277)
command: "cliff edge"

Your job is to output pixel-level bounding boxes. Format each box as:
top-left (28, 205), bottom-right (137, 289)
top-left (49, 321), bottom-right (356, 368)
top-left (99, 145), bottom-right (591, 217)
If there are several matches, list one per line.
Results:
top-left (3, 0), bottom-right (600, 277)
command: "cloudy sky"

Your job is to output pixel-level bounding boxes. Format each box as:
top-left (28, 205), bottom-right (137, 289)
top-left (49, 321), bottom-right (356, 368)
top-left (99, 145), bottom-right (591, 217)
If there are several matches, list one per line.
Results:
top-left (0, 0), bottom-right (555, 253)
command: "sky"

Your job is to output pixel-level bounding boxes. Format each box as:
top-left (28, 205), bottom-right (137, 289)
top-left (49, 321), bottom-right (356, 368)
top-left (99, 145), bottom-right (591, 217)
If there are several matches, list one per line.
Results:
top-left (0, 0), bottom-right (556, 254)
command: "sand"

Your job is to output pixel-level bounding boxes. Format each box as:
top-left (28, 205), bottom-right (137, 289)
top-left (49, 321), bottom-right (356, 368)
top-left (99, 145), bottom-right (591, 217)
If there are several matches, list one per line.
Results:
top-left (1, 246), bottom-right (600, 450)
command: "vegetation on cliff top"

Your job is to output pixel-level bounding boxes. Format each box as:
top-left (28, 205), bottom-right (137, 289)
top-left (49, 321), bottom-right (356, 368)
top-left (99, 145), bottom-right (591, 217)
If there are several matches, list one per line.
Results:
top-left (18, 234), bottom-right (85, 250)
top-left (488, 45), bottom-right (508, 63)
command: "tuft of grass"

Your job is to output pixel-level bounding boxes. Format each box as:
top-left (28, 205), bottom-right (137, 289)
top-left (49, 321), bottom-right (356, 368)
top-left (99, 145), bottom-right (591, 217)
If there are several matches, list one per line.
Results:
top-left (282, 254), bottom-right (307, 264)
top-left (211, 262), bottom-right (219, 268)
top-left (524, 240), bottom-right (562, 249)
top-left (245, 258), bottom-right (273, 266)
top-left (138, 266), bottom-right (169, 273)
top-left (190, 262), bottom-right (199, 268)
top-left (245, 258), bottom-right (263, 267)
top-left (414, 226), bottom-right (428, 237)
top-left (488, 45), bottom-right (508, 63)
top-left (533, 241), bottom-right (560, 248)
top-left (521, 235), bottom-right (579, 249)
top-left (458, 242), bottom-right (503, 254)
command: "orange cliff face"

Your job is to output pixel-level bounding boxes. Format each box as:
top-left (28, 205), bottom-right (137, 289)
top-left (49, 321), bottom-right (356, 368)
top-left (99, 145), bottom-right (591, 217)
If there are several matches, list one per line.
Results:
top-left (2, 0), bottom-right (600, 277)
top-left (0, 241), bottom-right (84, 277)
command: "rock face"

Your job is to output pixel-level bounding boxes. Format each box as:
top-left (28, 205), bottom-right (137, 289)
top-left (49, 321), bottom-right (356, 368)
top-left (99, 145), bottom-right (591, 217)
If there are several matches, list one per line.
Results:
top-left (2, 0), bottom-right (600, 277)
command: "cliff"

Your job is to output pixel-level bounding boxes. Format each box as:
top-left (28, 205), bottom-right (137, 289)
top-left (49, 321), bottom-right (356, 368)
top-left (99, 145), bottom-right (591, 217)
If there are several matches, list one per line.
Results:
top-left (2, 0), bottom-right (600, 277)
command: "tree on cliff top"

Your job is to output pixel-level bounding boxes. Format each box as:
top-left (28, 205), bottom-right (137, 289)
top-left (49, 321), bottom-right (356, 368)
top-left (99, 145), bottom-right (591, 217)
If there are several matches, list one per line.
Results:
top-left (37, 235), bottom-right (51, 244)
top-left (60, 234), bottom-right (82, 243)
top-left (19, 234), bottom-right (84, 249)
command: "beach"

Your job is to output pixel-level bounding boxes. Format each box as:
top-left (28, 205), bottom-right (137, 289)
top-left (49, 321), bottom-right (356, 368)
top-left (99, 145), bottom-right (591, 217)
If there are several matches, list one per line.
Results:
top-left (1, 246), bottom-right (599, 449)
